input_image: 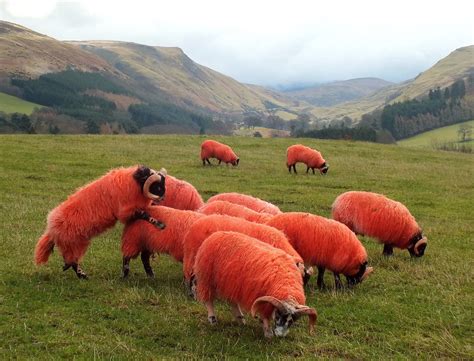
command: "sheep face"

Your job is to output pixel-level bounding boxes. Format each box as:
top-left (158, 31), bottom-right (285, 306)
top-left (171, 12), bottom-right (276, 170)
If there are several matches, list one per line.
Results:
top-left (231, 158), bottom-right (240, 166)
top-left (346, 262), bottom-right (374, 286)
top-left (252, 296), bottom-right (317, 338)
top-left (274, 310), bottom-right (299, 337)
top-left (319, 162), bottom-right (329, 175)
top-left (133, 166), bottom-right (167, 203)
top-left (407, 234), bottom-right (427, 257)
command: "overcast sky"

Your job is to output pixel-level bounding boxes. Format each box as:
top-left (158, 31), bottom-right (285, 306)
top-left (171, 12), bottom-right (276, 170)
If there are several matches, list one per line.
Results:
top-left (1, 0), bottom-right (473, 87)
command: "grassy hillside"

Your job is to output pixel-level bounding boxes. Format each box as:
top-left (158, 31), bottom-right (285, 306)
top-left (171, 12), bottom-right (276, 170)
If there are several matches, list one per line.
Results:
top-left (398, 120), bottom-right (474, 147)
top-left (285, 77), bottom-right (393, 107)
top-left (0, 21), bottom-right (116, 79)
top-left (392, 46), bottom-right (474, 103)
top-left (72, 41), bottom-right (296, 114)
top-left (0, 92), bottom-right (42, 114)
top-left (0, 135), bottom-right (472, 359)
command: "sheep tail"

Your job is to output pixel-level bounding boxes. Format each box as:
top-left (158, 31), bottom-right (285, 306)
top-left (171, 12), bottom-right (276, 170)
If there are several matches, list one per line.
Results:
top-left (34, 233), bottom-right (55, 265)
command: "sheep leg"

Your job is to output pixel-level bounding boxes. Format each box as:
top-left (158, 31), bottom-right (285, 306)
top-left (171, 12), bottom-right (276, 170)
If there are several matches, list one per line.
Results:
top-left (383, 244), bottom-right (394, 256)
top-left (218, 159), bottom-right (222, 165)
top-left (63, 263), bottom-right (88, 279)
top-left (317, 267), bottom-right (326, 290)
top-left (205, 301), bottom-right (217, 324)
top-left (262, 318), bottom-right (274, 338)
top-left (312, 168), bottom-right (315, 174)
top-left (334, 273), bottom-right (343, 290)
top-left (202, 159), bottom-right (206, 166)
top-left (140, 251), bottom-right (154, 277)
top-left (288, 165), bottom-right (292, 173)
top-left (206, 159), bottom-right (211, 165)
top-left (122, 256), bottom-right (131, 278)
top-left (293, 164), bottom-right (297, 173)
top-left (230, 303), bottom-right (246, 325)
top-left (306, 166), bottom-right (310, 173)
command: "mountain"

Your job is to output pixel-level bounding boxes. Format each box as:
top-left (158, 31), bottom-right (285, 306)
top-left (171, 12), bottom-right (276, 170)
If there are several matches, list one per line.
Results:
top-left (284, 77), bottom-right (393, 107)
top-left (308, 46), bottom-right (474, 123)
top-left (69, 41), bottom-right (296, 114)
top-left (0, 21), bottom-right (116, 79)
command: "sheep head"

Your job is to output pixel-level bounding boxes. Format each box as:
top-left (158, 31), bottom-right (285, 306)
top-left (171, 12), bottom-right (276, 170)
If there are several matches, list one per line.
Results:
top-left (251, 296), bottom-right (317, 337)
top-left (346, 262), bottom-right (374, 287)
top-left (319, 162), bottom-right (329, 175)
top-left (408, 234), bottom-right (428, 257)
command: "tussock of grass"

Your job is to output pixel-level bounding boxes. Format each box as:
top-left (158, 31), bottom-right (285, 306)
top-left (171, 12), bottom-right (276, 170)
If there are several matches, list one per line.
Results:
top-left (0, 135), bottom-right (473, 358)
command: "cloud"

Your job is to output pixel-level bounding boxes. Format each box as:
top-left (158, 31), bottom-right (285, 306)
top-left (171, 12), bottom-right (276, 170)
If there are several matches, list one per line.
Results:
top-left (1, 0), bottom-right (473, 85)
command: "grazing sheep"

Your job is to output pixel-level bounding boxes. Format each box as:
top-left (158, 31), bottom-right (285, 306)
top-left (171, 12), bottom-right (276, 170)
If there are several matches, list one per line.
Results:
top-left (287, 144), bottom-right (328, 175)
top-left (207, 192), bottom-right (281, 215)
top-left (194, 231), bottom-right (317, 338)
top-left (34, 166), bottom-right (167, 278)
top-left (332, 191), bottom-right (428, 257)
top-left (159, 175), bottom-right (204, 210)
top-left (198, 200), bottom-right (272, 224)
top-left (121, 206), bottom-right (204, 278)
top-left (266, 212), bottom-right (373, 289)
top-left (201, 140), bottom-right (239, 166)
top-left (182, 214), bottom-right (305, 294)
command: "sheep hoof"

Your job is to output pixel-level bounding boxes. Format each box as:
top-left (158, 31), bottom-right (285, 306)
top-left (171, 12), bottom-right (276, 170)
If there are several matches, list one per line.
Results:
top-left (236, 315), bottom-right (246, 325)
top-left (208, 316), bottom-right (217, 324)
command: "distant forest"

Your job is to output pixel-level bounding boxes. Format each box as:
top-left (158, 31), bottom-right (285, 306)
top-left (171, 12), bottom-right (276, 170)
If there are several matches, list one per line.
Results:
top-left (4, 70), bottom-right (225, 135)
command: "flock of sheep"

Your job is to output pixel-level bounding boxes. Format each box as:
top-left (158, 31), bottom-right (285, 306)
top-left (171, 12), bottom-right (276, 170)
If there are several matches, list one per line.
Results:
top-left (34, 139), bottom-right (428, 338)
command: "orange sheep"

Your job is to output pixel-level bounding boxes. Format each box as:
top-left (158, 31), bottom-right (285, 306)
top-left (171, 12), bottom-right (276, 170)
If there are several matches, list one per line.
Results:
top-left (266, 212), bottom-right (373, 289)
top-left (121, 205), bottom-right (204, 278)
top-left (206, 192), bottom-right (281, 215)
top-left (34, 166), bottom-right (167, 278)
top-left (201, 139), bottom-right (239, 166)
top-left (159, 175), bottom-right (204, 210)
top-left (182, 214), bottom-right (305, 294)
top-left (198, 200), bottom-right (272, 224)
top-left (194, 231), bottom-right (317, 338)
top-left (286, 144), bottom-right (328, 175)
top-left (332, 191), bottom-right (428, 257)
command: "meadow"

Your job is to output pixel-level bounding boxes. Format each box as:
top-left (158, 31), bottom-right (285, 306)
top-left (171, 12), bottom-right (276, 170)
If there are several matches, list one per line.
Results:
top-left (0, 92), bottom-right (42, 115)
top-left (0, 135), bottom-right (472, 359)
top-left (398, 120), bottom-right (474, 148)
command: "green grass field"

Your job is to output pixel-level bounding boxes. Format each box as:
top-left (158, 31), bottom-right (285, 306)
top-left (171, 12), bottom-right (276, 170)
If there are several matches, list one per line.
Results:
top-left (0, 135), bottom-right (472, 359)
top-left (0, 92), bottom-right (42, 115)
top-left (398, 120), bottom-right (474, 147)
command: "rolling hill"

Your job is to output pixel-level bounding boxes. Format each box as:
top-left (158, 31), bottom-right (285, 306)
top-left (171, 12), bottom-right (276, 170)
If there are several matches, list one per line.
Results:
top-left (0, 21), bottom-right (116, 79)
top-left (0, 92), bottom-right (42, 115)
top-left (284, 77), bottom-right (393, 107)
top-left (307, 46), bottom-right (474, 123)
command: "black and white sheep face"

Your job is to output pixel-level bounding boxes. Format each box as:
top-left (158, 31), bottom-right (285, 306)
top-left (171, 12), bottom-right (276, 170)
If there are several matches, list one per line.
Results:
top-left (274, 311), bottom-right (299, 337)
top-left (407, 234), bottom-right (428, 257)
top-left (319, 162), bottom-right (329, 175)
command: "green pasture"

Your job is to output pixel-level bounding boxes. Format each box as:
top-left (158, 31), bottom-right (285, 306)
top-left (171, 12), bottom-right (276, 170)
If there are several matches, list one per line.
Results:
top-left (0, 92), bottom-right (42, 115)
top-left (0, 135), bottom-right (472, 359)
top-left (398, 120), bottom-right (474, 148)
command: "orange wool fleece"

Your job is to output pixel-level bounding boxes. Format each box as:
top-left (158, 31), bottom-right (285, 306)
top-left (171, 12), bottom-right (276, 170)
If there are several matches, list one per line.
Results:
top-left (198, 200), bottom-right (272, 224)
top-left (194, 231), bottom-right (305, 320)
top-left (207, 192), bottom-right (281, 215)
top-left (122, 205), bottom-right (204, 262)
top-left (266, 212), bottom-right (368, 277)
top-left (159, 175), bottom-right (204, 210)
top-left (286, 144), bottom-right (326, 169)
top-left (201, 140), bottom-right (238, 164)
top-left (332, 191), bottom-right (421, 249)
top-left (182, 214), bottom-right (302, 282)
top-left (35, 166), bottom-right (154, 265)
